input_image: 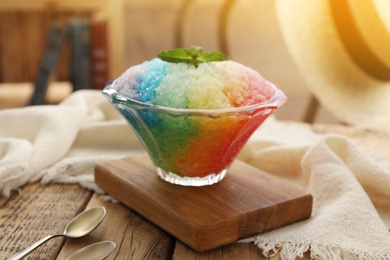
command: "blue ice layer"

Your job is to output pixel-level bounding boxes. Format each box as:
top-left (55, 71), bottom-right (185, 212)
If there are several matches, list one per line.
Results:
top-left (135, 58), bottom-right (169, 103)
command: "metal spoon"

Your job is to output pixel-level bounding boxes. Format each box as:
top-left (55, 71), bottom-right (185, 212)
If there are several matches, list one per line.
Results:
top-left (66, 241), bottom-right (116, 260)
top-left (9, 206), bottom-right (106, 260)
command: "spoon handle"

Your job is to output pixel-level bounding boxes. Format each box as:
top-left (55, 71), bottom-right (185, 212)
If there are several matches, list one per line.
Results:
top-left (8, 234), bottom-right (62, 260)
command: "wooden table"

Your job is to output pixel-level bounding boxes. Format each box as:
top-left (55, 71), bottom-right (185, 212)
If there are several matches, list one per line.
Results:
top-left (1, 123), bottom-right (388, 259)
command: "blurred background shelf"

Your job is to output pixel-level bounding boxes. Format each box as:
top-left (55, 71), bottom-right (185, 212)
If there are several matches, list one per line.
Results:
top-left (0, 0), bottom-right (339, 123)
top-left (0, 81), bottom-right (72, 109)
top-left (0, 0), bottom-right (123, 81)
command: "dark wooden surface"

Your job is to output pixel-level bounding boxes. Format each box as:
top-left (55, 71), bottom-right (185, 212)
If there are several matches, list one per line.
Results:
top-left (0, 182), bottom-right (269, 260)
top-left (1, 123), bottom-right (388, 259)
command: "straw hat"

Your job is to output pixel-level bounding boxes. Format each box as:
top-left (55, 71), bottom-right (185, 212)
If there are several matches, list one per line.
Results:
top-left (275, 0), bottom-right (390, 129)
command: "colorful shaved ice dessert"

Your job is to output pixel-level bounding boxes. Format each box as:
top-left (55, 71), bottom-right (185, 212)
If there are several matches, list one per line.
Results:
top-left (103, 47), bottom-right (287, 186)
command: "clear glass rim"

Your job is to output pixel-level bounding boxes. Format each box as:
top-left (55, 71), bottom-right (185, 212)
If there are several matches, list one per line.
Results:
top-left (103, 79), bottom-right (287, 115)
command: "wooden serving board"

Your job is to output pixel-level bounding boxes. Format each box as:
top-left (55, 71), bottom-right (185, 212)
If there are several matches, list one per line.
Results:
top-left (95, 153), bottom-right (312, 252)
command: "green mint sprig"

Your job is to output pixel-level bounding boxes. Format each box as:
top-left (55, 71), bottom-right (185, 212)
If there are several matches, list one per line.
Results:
top-left (157, 46), bottom-right (229, 68)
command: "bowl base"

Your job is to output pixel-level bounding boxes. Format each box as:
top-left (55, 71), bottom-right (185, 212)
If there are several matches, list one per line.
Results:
top-left (155, 167), bottom-right (228, 186)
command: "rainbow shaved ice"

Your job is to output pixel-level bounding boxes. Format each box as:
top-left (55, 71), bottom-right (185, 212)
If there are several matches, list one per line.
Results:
top-left (104, 48), bottom-right (286, 185)
top-left (114, 58), bottom-right (276, 109)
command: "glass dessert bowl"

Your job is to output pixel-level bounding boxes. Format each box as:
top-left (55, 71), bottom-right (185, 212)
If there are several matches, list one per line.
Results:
top-left (103, 82), bottom-right (287, 186)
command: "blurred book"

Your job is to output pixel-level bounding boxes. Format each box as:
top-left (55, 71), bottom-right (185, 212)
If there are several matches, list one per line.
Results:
top-left (29, 23), bottom-right (68, 105)
top-left (69, 19), bottom-right (91, 91)
top-left (29, 17), bottom-right (109, 104)
top-left (90, 19), bottom-right (110, 90)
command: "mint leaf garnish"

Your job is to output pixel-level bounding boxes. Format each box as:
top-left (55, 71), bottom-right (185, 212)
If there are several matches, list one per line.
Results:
top-left (157, 46), bottom-right (229, 67)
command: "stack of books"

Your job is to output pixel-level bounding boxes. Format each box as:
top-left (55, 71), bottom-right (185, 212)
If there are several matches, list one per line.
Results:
top-left (30, 18), bottom-right (109, 105)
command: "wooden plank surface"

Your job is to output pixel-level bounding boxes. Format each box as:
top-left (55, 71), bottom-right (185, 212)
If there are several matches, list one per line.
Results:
top-left (0, 181), bottom-right (274, 260)
top-left (94, 154), bottom-right (312, 252)
top-left (56, 193), bottom-right (175, 260)
top-left (0, 184), bottom-right (281, 260)
top-left (0, 183), bottom-right (93, 259)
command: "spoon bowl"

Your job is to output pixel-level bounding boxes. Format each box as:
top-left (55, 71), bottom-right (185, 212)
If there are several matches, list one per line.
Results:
top-left (66, 241), bottom-right (116, 260)
top-left (9, 206), bottom-right (106, 260)
top-left (65, 206), bottom-right (107, 238)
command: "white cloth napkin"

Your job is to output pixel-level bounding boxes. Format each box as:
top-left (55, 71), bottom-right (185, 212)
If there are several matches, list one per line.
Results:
top-left (0, 90), bottom-right (389, 259)
top-left (0, 90), bottom-right (144, 195)
top-left (238, 121), bottom-right (390, 259)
